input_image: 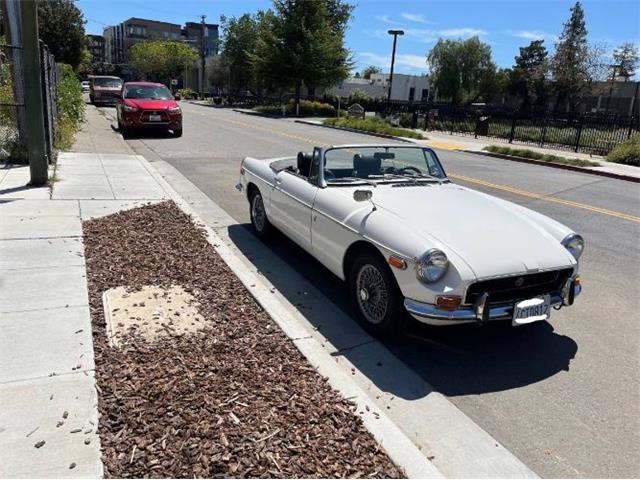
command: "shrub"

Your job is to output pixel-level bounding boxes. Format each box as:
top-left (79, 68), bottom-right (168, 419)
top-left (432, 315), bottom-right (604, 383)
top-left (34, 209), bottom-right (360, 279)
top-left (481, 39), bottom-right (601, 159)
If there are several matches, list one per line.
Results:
top-left (606, 135), bottom-right (640, 166)
top-left (323, 117), bottom-right (424, 139)
top-left (177, 88), bottom-right (197, 100)
top-left (254, 99), bottom-right (336, 117)
top-left (55, 63), bottom-right (84, 150)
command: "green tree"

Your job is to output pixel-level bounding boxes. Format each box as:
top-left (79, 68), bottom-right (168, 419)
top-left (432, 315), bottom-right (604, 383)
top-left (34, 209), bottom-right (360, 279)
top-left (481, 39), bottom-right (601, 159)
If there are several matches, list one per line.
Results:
top-left (550, 1), bottom-right (604, 112)
top-left (129, 40), bottom-right (198, 84)
top-left (613, 42), bottom-right (640, 80)
top-left (427, 36), bottom-right (497, 104)
top-left (220, 12), bottom-right (274, 94)
top-left (255, 0), bottom-right (353, 113)
top-left (362, 65), bottom-right (381, 79)
top-left (509, 40), bottom-right (549, 110)
top-left (37, 0), bottom-right (86, 69)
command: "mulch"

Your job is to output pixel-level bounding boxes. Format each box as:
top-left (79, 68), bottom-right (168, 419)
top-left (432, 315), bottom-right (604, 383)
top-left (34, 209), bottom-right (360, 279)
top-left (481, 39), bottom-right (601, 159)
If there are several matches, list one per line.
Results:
top-left (82, 201), bottom-right (404, 478)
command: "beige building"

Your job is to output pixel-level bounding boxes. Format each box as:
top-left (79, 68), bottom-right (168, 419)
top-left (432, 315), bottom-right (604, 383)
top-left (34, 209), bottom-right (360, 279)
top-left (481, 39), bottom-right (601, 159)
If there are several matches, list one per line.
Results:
top-left (103, 18), bottom-right (182, 66)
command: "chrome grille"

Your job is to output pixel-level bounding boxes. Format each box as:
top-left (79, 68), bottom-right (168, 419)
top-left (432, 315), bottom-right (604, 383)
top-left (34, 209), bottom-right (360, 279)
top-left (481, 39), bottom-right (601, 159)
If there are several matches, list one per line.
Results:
top-left (465, 268), bottom-right (573, 304)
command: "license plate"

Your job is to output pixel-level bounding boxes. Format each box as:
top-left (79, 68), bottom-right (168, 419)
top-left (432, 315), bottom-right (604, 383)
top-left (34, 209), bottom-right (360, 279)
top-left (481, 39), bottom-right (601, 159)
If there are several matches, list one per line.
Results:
top-left (149, 114), bottom-right (162, 122)
top-left (512, 295), bottom-right (551, 326)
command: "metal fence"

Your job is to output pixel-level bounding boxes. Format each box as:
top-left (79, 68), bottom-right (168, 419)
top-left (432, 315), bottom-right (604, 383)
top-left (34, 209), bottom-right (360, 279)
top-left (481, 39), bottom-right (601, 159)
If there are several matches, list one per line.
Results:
top-left (0, 42), bottom-right (23, 160)
top-left (39, 41), bottom-right (59, 160)
top-left (415, 108), bottom-right (638, 156)
top-left (204, 94), bottom-right (638, 155)
top-left (0, 40), bottom-right (59, 162)
top-left (346, 99), bottom-right (639, 156)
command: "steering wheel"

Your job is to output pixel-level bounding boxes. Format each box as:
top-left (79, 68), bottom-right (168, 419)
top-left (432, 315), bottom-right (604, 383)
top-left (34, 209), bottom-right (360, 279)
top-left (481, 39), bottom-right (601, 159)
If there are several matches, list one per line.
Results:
top-left (324, 169), bottom-right (336, 180)
top-left (397, 166), bottom-right (423, 176)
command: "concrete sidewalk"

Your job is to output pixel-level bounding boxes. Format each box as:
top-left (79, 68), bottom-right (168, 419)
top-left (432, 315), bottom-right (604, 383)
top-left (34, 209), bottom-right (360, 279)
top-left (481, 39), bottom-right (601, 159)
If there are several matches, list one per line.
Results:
top-left (0, 106), bottom-right (168, 476)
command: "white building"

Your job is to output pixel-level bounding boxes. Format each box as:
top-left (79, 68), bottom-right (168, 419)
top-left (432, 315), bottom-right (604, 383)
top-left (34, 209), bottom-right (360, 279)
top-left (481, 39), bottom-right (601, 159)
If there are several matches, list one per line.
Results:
top-left (370, 73), bottom-right (432, 102)
top-left (325, 73), bottom-right (433, 102)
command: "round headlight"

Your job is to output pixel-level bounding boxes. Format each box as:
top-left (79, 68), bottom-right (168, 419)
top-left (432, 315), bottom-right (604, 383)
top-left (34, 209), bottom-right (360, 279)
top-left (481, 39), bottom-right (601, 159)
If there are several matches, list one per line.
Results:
top-left (416, 249), bottom-right (449, 283)
top-left (562, 233), bottom-right (584, 260)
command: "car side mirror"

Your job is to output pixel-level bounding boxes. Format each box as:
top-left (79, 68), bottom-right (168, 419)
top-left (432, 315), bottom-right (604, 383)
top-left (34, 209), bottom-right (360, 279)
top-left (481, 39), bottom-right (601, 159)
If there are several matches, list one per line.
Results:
top-left (353, 190), bottom-right (373, 202)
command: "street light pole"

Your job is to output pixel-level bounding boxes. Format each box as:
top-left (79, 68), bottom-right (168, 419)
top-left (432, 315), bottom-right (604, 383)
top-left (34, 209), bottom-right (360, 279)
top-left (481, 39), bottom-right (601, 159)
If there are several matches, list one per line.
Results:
top-left (387, 29), bottom-right (404, 104)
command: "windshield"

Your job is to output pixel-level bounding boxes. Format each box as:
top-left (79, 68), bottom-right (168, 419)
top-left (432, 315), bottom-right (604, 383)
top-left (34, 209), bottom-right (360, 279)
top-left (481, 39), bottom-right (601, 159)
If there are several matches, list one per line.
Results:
top-left (124, 85), bottom-right (172, 100)
top-left (93, 78), bottom-right (122, 88)
top-left (322, 146), bottom-right (446, 184)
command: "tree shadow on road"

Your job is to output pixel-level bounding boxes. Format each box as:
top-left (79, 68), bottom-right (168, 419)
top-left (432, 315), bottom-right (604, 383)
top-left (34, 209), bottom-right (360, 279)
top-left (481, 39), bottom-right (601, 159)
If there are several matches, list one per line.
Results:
top-left (226, 222), bottom-right (578, 400)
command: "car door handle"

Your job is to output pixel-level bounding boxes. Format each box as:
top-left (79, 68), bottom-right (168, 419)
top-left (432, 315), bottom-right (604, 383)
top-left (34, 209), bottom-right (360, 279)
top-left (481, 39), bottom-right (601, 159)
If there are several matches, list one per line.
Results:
top-left (275, 178), bottom-right (282, 185)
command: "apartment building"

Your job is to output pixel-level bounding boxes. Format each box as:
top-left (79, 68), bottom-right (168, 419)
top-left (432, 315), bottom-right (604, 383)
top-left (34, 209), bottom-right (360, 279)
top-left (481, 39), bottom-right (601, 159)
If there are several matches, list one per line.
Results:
top-left (103, 17), bottom-right (182, 66)
top-left (87, 34), bottom-right (105, 64)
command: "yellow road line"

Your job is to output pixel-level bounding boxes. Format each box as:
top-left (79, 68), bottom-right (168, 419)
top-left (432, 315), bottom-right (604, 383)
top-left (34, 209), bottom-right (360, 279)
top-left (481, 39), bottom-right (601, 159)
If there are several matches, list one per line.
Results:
top-left (422, 140), bottom-right (466, 150)
top-left (449, 173), bottom-right (640, 223)
top-left (212, 111), bottom-right (639, 224)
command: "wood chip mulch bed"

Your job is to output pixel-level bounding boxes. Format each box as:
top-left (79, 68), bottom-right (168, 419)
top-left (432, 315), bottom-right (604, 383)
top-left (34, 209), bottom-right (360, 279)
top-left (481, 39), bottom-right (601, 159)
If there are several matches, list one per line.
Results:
top-left (82, 201), bottom-right (403, 478)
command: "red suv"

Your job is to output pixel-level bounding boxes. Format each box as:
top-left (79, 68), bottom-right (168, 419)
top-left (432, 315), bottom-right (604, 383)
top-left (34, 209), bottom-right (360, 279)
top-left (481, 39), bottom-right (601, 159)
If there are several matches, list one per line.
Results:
top-left (116, 82), bottom-right (182, 137)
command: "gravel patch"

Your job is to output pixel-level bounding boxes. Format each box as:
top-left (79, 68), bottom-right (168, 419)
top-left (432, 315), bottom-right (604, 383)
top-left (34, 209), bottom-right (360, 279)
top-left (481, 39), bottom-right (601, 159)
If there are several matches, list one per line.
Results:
top-left (83, 201), bottom-right (403, 478)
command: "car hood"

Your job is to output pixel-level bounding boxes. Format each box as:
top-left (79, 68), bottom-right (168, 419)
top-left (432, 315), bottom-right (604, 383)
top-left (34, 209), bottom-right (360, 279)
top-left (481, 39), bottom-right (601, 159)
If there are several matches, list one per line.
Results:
top-left (364, 183), bottom-right (575, 278)
top-left (124, 99), bottom-right (178, 110)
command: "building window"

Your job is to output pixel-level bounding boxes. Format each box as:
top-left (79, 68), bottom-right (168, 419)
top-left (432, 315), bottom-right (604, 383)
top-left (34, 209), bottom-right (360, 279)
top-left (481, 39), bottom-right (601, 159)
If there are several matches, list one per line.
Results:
top-left (409, 87), bottom-right (415, 102)
top-left (163, 31), bottom-right (169, 38)
top-left (171, 32), bottom-right (179, 40)
top-left (421, 88), bottom-right (428, 100)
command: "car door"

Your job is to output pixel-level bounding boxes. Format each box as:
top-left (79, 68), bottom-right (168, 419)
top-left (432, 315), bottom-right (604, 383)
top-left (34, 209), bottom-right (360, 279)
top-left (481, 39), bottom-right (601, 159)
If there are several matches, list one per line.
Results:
top-left (270, 169), bottom-right (318, 252)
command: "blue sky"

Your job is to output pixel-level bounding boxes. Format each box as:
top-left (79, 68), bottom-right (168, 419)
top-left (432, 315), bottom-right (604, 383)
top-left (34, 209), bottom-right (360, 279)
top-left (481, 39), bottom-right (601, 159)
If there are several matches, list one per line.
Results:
top-left (79, 0), bottom-right (639, 75)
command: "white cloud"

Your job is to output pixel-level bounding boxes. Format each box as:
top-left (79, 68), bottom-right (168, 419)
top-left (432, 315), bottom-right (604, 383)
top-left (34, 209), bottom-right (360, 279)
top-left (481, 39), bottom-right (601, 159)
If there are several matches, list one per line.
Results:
top-left (358, 52), bottom-right (427, 72)
top-left (401, 13), bottom-right (434, 25)
top-left (506, 30), bottom-right (557, 42)
top-left (375, 14), bottom-right (397, 24)
top-left (439, 28), bottom-right (487, 38)
top-left (368, 27), bottom-right (488, 43)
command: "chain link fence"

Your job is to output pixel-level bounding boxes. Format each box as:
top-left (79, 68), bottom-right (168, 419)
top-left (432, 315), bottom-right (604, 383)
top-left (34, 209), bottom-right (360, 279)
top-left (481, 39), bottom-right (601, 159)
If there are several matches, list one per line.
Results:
top-left (39, 41), bottom-right (58, 160)
top-left (0, 42), bottom-right (24, 160)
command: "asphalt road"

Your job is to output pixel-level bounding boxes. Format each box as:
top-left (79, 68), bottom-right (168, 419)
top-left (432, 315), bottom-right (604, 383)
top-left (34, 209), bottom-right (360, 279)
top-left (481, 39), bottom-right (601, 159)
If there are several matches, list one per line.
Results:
top-left (103, 102), bottom-right (639, 478)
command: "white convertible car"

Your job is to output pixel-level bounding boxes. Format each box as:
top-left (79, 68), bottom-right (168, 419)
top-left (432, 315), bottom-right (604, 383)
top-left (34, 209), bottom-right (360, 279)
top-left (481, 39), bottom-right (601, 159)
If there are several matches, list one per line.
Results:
top-left (236, 144), bottom-right (583, 336)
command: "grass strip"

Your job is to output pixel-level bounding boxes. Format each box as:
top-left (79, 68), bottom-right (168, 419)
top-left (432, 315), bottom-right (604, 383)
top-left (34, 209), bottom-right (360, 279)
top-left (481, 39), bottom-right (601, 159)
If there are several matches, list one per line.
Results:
top-left (323, 117), bottom-right (425, 139)
top-left (483, 145), bottom-right (600, 167)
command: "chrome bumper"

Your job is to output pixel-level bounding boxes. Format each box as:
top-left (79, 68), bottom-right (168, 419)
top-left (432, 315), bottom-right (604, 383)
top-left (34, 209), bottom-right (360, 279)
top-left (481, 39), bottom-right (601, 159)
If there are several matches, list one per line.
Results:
top-left (405, 280), bottom-right (581, 323)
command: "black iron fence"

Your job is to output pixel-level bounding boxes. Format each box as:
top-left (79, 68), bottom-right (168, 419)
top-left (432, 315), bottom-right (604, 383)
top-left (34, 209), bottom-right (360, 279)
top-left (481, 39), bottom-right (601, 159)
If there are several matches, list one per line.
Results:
top-left (209, 94), bottom-right (638, 155)
top-left (414, 107), bottom-right (638, 156)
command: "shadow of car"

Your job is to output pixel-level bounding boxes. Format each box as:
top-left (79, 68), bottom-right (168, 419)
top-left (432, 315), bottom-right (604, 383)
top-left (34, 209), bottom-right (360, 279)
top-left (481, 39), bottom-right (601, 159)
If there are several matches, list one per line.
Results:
top-left (225, 222), bottom-right (578, 400)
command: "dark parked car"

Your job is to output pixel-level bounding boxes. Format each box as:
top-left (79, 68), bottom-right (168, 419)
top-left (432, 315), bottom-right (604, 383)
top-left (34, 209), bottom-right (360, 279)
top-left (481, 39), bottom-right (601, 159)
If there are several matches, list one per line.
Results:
top-left (116, 82), bottom-right (182, 138)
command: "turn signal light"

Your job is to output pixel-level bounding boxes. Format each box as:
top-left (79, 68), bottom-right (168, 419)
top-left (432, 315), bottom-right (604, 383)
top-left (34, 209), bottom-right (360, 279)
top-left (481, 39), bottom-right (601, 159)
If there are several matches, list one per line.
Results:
top-left (388, 255), bottom-right (407, 270)
top-left (574, 275), bottom-right (581, 286)
top-left (436, 295), bottom-right (462, 311)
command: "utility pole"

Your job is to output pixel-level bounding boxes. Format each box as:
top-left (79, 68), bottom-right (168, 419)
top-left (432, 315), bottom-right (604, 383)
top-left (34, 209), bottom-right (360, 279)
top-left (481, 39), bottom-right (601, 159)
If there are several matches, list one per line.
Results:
top-left (20, 0), bottom-right (48, 185)
top-left (387, 29), bottom-right (404, 104)
top-left (200, 15), bottom-right (206, 99)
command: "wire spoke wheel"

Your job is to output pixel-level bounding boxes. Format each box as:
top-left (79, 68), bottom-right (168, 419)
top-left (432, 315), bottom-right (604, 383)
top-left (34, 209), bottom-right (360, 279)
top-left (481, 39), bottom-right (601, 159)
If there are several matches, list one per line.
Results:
top-left (251, 194), bottom-right (266, 232)
top-left (356, 264), bottom-right (388, 324)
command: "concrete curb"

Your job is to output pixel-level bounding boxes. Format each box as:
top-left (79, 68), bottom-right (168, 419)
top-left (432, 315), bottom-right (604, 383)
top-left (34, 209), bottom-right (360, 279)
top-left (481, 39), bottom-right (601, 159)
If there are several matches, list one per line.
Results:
top-left (134, 155), bottom-right (444, 479)
top-left (471, 150), bottom-right (640, 183)
top-left (294, 119), bottom-right (419, 143)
